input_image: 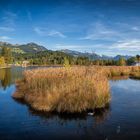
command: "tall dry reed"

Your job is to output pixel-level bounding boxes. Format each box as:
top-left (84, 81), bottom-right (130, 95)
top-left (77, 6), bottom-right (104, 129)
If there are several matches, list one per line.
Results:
top-left (13, 66), bottom-right (140, 113)
top-left (13, 66), bottom-right (110, 113)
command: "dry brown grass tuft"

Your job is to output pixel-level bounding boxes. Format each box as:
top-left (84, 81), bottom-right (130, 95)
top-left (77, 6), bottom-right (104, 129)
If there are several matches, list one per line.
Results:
top-left (13, 66), bottom-right (110, 113)
top-left (13, 66), bottom-right (140, 113)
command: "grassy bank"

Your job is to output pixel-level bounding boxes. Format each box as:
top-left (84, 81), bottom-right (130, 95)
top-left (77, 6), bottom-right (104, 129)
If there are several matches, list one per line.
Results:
top-left (13, 66), bottom-right (140, 113)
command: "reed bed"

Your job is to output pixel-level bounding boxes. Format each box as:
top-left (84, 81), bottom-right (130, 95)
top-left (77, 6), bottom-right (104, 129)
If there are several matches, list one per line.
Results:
top-left (13, 66), bottom-right (140, 113)
top-left (13, 66), bottom-right (110, 113)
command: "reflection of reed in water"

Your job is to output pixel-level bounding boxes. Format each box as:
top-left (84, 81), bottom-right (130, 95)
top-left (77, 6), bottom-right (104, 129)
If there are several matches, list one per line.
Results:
top-left (13, 96), bottom-right (110, 127)
top-left (0, 68), bottom-right (11, 90)
top-left (93, 104), bottom-right (111, 125)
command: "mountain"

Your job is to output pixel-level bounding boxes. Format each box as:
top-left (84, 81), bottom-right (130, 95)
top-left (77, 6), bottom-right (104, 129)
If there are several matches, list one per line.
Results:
top-left (0, 42), bottom-right (133, 60)
top-left (0, 42), bottom-right (47, 54)
top-left (113, 55), bottom-right (132, 61)
top-left (60, 49), bottom-right (101, 60)
top-left (60, 49), bottom-right (132, 60)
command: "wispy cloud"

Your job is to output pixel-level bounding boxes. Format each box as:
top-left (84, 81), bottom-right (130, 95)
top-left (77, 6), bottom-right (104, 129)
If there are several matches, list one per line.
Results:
top-left (0, 26), bottom-right (15, 32)
top-left (80, 22), bottom-right (120, 41)
top-left (95, 39), bottom-right (140, 56)
top-left (80, 22), bottom-right (140, 42)
top-left (2, 11), bottom-right (17, 26)
top-left (48, 30), bottom-right (66, 38)
top-left (34, 27), bottom-right (66, 38)
top-left (0, 36), bottom-right (12, 40)
top-left (110, 39), bottom-right (140, 51)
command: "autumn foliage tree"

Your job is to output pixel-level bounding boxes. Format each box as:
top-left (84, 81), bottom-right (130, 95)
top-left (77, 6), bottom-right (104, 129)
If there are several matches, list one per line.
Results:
top-left (1, 47), bottom-right (12, 64)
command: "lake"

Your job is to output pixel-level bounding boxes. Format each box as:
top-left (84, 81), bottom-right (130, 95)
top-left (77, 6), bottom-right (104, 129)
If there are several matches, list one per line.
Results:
top-left (0, 67), bottom-right (140, 140)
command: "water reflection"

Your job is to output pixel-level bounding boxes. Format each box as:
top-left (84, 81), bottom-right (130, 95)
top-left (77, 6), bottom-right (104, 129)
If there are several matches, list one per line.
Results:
top-left (13, 97), bottom-right (111, 127)
top-left (1, 67), bottom-right (140, 140)
top-left (93, 105), bottom-right (111, 125)
top-left (1, 66), bottom-right (111, 125)
top-left (0, 68), bottom-right (12, 90)
top-left (0, 66), bottom-right (37, 90)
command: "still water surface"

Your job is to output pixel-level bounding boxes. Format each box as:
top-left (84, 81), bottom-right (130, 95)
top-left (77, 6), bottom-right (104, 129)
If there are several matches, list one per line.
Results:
top-left (0, 67), bottom-right (140, 140)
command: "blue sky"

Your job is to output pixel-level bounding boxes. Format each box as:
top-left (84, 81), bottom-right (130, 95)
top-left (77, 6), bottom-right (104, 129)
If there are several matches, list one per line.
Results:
top-left (0, 0), bottom-right (140, 56)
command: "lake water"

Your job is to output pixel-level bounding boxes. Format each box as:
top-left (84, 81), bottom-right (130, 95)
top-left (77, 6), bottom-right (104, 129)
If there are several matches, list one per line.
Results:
top-left (0, 67), bottom-right (140, 140)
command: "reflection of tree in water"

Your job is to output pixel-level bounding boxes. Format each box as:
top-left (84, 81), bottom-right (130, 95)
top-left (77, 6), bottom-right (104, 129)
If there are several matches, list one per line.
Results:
top-left (0, 68), bottom-right (6, 81)
top-left (0, 68), bottom-right (12, 90)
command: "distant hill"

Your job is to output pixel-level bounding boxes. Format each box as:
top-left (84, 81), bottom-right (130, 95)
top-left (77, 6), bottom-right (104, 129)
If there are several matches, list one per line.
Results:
top-left (0, 42), bottom-right (47, 54)
top-left (60, 49), bottom-right (132, 60)
top-left (60, 49), bottom-right (101, 60)
top-left (113, 55), bottom-right (132, 61)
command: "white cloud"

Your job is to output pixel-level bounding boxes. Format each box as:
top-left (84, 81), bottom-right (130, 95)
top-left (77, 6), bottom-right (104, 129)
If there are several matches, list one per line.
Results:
top-left (0, 36), bottom-right (12, 40)
top-left (110, 39), bottom-right (140, 51)
top-left (48, 30), bottom-right (66, 38)
top-left (34, 27), bottom-right (66, 38)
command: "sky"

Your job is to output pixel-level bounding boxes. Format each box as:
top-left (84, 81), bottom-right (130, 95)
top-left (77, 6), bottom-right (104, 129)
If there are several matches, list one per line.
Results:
top-left (0, 0), bottom-right (140, 56)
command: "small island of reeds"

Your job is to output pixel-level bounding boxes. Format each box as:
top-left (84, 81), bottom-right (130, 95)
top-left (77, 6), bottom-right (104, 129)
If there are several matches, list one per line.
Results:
top-left (13, 66), bottom-right (140, 113)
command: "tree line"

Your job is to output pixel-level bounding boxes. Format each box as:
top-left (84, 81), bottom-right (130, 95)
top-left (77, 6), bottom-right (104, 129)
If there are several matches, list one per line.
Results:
top-left (0, 46), bottom-right (140, 66)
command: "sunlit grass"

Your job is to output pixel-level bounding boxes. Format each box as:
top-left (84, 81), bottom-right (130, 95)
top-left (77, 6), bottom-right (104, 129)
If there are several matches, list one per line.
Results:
top-left (13, 66), bottom-right (140, 113)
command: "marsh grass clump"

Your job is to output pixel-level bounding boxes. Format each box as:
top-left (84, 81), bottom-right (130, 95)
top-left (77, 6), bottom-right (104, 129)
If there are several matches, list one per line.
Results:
top-left (13, 66), bottom-right (140, 113)
top-left (103, 66), bottom-right (140, 78)
top-left (13, 67), bottom-right (110, 113)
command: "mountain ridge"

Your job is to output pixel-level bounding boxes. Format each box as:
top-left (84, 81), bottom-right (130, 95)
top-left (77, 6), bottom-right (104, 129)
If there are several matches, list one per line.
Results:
top-left (0, 41), bottom-right (133, 60)
top-left (60, 49), bottom-right (132, 60)
top-left (0, 41), bottom-right (47, 54)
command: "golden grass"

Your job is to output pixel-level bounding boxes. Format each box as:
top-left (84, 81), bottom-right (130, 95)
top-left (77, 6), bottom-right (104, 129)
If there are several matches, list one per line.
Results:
top-left (13, 66), bottom-right (140, 113)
